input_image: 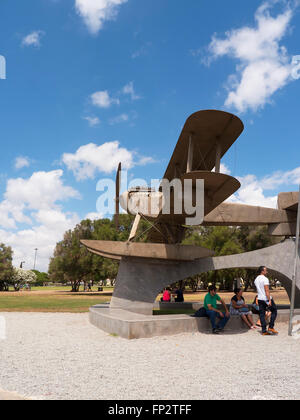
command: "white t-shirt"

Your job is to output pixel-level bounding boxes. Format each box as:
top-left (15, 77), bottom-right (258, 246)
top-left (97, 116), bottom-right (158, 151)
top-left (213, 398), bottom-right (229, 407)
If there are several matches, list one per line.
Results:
top-left (254, 275), bottom-right (269, 301)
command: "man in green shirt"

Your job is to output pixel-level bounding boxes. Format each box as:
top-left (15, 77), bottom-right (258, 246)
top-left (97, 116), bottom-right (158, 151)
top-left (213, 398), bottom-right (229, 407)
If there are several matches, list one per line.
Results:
top-left (204, 285), bottom-right (230, 334)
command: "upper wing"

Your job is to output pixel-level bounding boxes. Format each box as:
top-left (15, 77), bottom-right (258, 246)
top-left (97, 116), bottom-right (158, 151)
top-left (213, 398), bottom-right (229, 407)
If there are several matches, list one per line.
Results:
top-left (162, 110), bottom-right (244, 181)
top-left (145, 110), bottom-right (244, 244)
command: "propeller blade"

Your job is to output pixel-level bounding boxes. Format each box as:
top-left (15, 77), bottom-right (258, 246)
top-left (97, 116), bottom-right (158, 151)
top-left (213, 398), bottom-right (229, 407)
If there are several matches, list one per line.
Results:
top-left (115, 162), bottom-right (121, 229)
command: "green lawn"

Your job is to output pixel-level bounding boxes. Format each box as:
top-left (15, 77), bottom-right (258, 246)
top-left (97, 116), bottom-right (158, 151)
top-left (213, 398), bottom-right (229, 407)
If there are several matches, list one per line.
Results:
top-left (0, 291), bottom-right (112, 313)
top-left (0, 288), bottom-right (289, 313)
top-left (10, 286), bottom-right (114, 293)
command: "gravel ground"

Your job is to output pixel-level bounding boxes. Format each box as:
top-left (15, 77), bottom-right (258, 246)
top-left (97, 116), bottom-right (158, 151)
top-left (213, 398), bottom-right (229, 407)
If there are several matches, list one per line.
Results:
top-left (0, 312), bottom-right (299, 400)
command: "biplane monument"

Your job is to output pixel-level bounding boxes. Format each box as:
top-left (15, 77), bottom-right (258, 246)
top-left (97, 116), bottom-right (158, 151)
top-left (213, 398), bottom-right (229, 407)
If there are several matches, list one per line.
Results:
top-left (82, 110), bottom-right (300, 339)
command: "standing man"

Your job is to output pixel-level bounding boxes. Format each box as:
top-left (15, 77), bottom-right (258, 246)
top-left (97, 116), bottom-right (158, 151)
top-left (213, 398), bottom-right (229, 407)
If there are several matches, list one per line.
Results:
top-left (254, 266), bottom-right (278, 336)
top-left (204, 285), bottom-right (230, 334)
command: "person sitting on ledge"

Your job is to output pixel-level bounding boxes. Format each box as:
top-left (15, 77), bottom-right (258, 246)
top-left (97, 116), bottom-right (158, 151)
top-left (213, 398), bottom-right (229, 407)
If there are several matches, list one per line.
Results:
top-left (230, 288), bottom-right (257, 330)
top-left (204, 285), bottom-right (230, 334)
top-left (162, 287), bottom-right (171, 302)
top-left (174, 288), bottom-right (184, 302)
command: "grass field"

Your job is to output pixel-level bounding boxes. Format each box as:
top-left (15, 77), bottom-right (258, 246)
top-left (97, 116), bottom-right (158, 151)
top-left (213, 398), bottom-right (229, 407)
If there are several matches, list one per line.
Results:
top-left (0, 287), bottom-right (289, 313)
top-left (0, 287), bottom-right (113, 313)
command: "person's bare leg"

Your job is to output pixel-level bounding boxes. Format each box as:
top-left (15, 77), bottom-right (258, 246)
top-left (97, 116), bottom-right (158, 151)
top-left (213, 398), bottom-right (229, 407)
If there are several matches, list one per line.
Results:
top-left (247, 314), bottom-right (257, 328)
top-left (241, 314), bottom-right (252, 328)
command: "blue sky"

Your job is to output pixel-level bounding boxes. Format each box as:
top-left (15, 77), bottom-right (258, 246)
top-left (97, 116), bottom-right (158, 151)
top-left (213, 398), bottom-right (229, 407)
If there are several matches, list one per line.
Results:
top-left (0, 0), bottom-right (300, 271)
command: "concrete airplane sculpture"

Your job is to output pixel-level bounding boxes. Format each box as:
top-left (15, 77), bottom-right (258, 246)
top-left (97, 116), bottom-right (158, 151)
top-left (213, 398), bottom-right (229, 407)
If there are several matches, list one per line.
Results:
top-left (82, 110), bottom-right (298, 261)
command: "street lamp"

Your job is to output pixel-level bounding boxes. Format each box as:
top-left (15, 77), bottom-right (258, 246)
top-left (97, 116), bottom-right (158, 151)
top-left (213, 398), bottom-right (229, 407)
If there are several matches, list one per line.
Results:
top-left (33, 248), bottom-right (38, 270)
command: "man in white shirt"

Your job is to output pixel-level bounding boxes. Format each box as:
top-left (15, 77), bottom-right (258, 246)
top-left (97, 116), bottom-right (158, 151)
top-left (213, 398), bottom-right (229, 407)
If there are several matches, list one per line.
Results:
top-left (254, 266), bottom-right (278, 335)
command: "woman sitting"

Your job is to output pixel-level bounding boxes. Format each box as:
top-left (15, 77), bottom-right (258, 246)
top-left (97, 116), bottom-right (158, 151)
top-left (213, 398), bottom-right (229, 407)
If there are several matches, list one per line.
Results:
top-left (162, 287), bottom-right (171, 302)
top-left (230, 288), bottom-right (257, 329)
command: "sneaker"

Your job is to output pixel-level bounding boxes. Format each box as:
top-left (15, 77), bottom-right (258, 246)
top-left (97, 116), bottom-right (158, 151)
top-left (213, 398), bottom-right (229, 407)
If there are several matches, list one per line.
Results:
top-left (262, 331), bottom-right (272, 336)
top-left (212, 328), bottom-right (220, 334)
top-left (268, 328), bottom-right (279, 335)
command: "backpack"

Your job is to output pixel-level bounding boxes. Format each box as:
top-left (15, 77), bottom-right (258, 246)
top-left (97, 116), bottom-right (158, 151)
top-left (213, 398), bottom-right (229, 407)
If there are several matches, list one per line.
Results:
top-left (193, 307), bottom-right (208, 318)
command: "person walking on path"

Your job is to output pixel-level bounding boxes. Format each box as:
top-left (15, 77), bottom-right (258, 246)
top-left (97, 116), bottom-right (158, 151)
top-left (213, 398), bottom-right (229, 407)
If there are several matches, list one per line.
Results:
top-left (251, 295), bottom-right (271, 328)
top-left (254, 266), bottom-right (278, 336)
top-left (204, 285), bottom-right (230, 334)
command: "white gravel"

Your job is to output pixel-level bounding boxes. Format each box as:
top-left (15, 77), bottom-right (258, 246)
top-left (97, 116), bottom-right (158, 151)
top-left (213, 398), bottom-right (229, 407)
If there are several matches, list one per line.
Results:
top-left (0, 312), bottom-right (299, 400)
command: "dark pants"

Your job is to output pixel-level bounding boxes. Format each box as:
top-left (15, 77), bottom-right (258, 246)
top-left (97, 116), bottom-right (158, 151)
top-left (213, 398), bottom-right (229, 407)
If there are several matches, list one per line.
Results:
top-left (206, 310), bottom-right (230, 330)
top-left (258, 299), bottom-right (277, 333)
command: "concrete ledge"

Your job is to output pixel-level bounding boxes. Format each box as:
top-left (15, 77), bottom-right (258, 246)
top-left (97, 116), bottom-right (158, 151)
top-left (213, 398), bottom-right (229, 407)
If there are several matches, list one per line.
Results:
top-left (90, 304), bottom-right (300, 339)
top-left (153, 301), bottom-right (291, 311)
top-left (153, 301), bottom-right (202, 310)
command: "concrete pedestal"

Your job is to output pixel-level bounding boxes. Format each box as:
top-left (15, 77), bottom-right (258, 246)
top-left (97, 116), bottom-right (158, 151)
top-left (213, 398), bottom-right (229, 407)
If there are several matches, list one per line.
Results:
top-left (110, 239), bottom-right (300, 316)
top-left (90, 304), bottom-right (300, 339)
top-left (90, 239), bottom-right (300, 338)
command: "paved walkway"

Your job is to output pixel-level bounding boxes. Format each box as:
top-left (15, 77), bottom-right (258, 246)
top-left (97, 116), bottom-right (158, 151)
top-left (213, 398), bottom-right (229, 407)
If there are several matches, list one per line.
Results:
top-left (1, 312), bottom-right (299, 400)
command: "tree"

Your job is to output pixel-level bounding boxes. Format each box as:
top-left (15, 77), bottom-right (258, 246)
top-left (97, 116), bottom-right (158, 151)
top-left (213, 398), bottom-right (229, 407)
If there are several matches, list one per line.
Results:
top-left (0, 243), bottom-right (14, 291)
top-left (236, 225), bottom-right (282, 290)
top-left (183, 226), bottom-right (245, 290)
top-left (12, 268), bottom-right (37, 291)
top-left (32, 270), bottom-right (49, 286)
top-left (49, 220), bottom-right (96, 292)
top-left (48, 215), bottom-right (151, 292)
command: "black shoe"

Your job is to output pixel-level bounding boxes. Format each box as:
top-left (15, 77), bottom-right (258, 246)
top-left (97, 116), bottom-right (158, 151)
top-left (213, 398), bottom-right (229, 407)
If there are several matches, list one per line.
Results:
top-left (212, 328), bottom-right (220, 334)
top-left (216, 328), bottom-right (224, 333)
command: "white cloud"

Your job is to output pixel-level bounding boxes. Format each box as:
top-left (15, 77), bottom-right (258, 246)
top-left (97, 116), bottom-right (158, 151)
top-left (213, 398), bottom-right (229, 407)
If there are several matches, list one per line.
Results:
top-left (131, 42), bottom-right (152, 59)
top-left (4, 170), bottom-right (80, 211)
top-left (228, 166), bottom-right (300, 207)
top-left (229, 175), bottom-right (278, 208)
top-left (207, 0), bottom-right (298, 112)
top-left (0, 211), bottom-right (80, 272)
top-left (0, 170), bottom-right (81, 271)
top-left (22, 31), bottom-right (45, 47)
top-left (109, 113), bottom-right (129, 125)
top-left (212, 163), bottom-right (231, 174)
top-left (83, 116), bottom-right (100, 126)
top-left (122, 81), bottom-right (141, 100)
top-left (75, 0), bottom-right (128, 34)
top-left (85, 212), bottom-right (103, 221)
top-left (137, 156), bottom-right (156, 166)
top-left (90, 90), bottom-right (120, 108)
top-left (62, 142), bottom-right (134, 180)
top-left (62, 141), bottom-right (155, 180)
top-left (15, 156), bottom-right (30, 170)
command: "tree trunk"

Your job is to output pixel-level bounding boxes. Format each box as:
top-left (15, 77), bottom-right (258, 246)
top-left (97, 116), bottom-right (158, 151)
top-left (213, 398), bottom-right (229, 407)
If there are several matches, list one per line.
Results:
top-left (71, 281), bottom-right (80, 292)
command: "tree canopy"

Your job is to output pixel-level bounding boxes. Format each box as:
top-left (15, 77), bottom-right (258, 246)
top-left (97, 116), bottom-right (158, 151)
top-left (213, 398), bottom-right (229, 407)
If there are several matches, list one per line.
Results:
top-left (48, 214), bottom-right (283, 292)
top-left (48, 215), bottom-right (150, 291)
top-left (182, 225), bottom-right (281, 291)
top-left (12, 268), bottom-right (37, 291)
top-left (0, 243), bottom-right (14, 291)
